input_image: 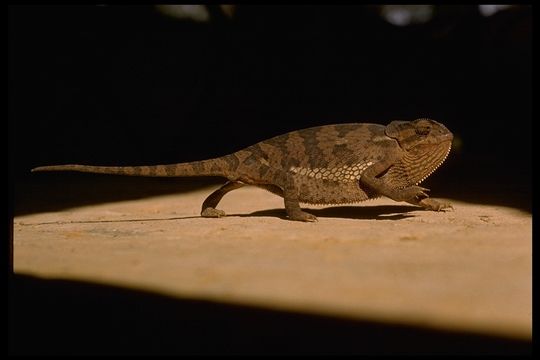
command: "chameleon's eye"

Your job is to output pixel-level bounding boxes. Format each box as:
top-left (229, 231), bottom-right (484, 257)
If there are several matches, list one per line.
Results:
top-left (416, 124), bottom-right (431, 136)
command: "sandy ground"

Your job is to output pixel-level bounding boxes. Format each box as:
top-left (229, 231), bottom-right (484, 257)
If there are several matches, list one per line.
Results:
top-left (13, 184), bottom-right (531, 340)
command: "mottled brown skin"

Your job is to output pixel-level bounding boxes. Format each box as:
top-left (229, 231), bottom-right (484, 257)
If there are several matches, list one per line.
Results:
top-left (32, 118), bottom-right (453, 222)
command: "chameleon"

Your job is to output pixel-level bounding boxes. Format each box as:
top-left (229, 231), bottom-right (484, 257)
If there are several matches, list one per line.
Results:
top-left (32, 118), bottom-right (453, 222)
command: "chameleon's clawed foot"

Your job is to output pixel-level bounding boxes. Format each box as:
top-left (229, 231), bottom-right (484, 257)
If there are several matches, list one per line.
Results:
top-left (409, 185), bottom-right (430, 200)
top-left (392, 185), bottom-right (431, 202)
top-left (287, 210), bottom-right (318, 222)
top-left (201, 207), bottom-right (227, 218)
top-left (418, 198), bottom-right (453, 212)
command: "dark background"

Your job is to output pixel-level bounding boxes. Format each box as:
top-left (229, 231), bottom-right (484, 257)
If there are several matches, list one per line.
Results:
top-left (9, 5), bottom-right (532, 209)
top-left (9, 5), bottom-right (532, 355)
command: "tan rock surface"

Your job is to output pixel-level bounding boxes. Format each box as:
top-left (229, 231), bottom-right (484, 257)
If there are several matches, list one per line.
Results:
top-left (13, 185), bottom-right (531, 340)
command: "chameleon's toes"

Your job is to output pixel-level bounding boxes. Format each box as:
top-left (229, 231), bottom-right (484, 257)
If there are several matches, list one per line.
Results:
top-left (288, 210), bottom-right (318, 222)
top-left (201, 207), bottom-right (227, 218)
top-left (418, 198), bottom-right (453, 212)
top-left (415, 186), bottom-right (430, 199)
top-left (400, 185), bottom-right (430, 201)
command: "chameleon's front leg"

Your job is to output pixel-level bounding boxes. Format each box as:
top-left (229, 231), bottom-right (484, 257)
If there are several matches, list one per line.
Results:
top-left (359, 159), bottom-right (429, 201)
top-left (406, 197), bottom-right (453, 211)
top-left (359, 159), bottom-right (451, 211)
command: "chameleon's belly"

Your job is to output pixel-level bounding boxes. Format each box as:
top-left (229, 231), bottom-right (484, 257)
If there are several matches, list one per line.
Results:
top-left (286, 162), bottom-right (375, 205)
top-left (295, 176), bottom-right (371, 205)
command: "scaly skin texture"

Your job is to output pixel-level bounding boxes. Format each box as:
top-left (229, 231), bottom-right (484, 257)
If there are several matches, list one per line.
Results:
top-left (32, 118), bottom-right (454, 222)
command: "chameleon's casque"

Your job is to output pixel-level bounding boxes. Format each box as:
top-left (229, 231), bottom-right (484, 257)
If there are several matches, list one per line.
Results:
top-left (32, 118), bottom-right (453, 222)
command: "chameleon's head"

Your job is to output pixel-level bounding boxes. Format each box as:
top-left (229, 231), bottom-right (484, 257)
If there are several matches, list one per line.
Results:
top-left (385, 118), bottom-right (453, 151)
top-left (385, 118), bottom-right (454, 185)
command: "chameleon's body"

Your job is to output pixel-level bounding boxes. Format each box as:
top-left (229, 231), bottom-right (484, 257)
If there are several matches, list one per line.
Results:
top-left (32, 118), bottom-right (453, 222)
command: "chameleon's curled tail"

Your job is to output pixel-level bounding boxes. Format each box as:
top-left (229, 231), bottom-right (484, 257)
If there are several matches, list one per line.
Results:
top-left (31, 154), bottom-right (238, 178)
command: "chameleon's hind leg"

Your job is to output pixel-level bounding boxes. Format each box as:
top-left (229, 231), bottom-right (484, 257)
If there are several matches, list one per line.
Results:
top-left (269, 172), bottom-right (317, 222)
top-left (258, 182), bottom-right (316, 222)
top-left (201, 181), bottom-right (245, 218)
